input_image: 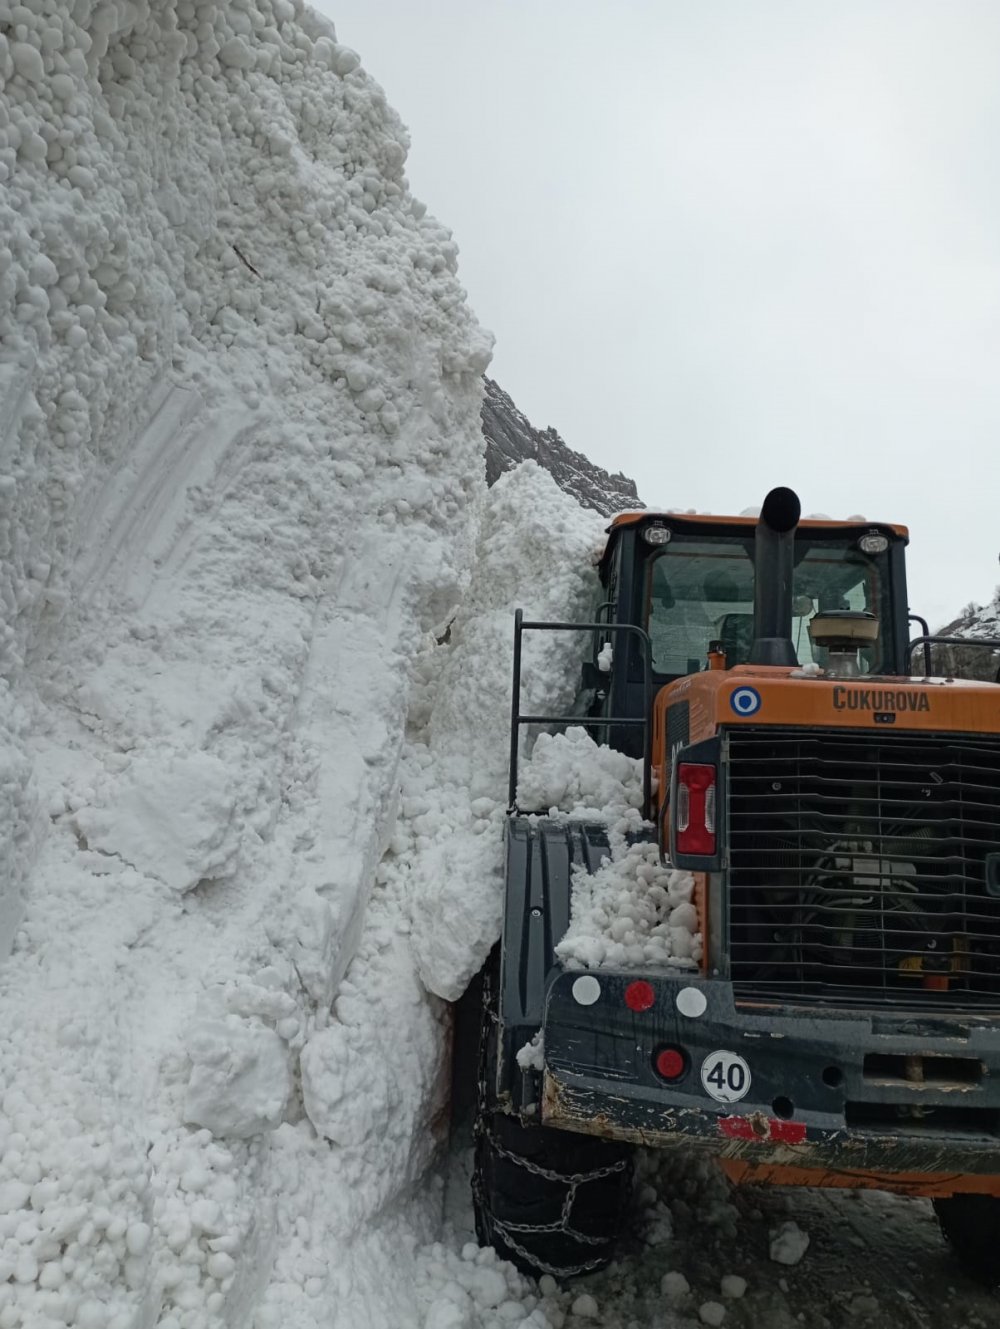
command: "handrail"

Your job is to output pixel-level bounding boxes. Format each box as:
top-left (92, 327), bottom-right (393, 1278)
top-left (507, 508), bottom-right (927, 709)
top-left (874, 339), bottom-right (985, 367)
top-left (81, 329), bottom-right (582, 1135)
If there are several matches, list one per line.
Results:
top-left (907, 614), bottom-right (931, 676)
top-left (905, 634), bottom-right (1000, 675)
top-left (507, 610), bottom-right (653, 817)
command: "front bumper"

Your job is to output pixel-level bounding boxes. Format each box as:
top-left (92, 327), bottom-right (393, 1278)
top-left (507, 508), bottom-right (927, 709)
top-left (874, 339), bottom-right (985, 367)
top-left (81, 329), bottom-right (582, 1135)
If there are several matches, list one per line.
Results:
top-left (541, 968), bottom-right (1000, 1195)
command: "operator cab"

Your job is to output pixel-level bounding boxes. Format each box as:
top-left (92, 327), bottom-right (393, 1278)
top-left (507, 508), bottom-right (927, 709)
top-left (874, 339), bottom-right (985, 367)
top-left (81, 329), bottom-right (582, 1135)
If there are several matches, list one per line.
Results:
top-left (592, 511), bottom-right (911, 755)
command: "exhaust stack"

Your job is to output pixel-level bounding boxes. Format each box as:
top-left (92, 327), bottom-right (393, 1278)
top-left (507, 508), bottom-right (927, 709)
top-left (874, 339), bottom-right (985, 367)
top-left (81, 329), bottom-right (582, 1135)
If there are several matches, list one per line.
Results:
top-left (748, 486), bottom-right (801, 667)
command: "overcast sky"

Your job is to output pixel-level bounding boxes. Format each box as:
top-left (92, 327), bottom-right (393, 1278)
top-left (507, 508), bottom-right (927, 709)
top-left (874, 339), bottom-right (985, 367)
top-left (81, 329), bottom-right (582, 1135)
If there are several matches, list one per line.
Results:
top-left (316, 1), bottom-right (1000, 626)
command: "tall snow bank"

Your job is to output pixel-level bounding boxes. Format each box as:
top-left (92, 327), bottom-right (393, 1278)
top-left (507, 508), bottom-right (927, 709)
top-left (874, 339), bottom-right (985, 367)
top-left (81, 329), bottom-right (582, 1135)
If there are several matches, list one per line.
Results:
top-left (0, 3), bottom-right (490, 1326)
top-left (384, 462), bottom-right (607, 1001)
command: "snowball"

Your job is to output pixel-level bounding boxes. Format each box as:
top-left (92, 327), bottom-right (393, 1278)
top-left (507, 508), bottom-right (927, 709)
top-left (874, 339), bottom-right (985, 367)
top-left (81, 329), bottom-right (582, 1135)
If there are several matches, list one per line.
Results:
top-left (570, 1293), bottom-right (599, 1318)
top-left (218, 37), bottom-right (254, 70)
top-left (515, 1031), bottom-right (544, 1072)
top-left (334, 46), bottom-right (361, 76)
top-left (12, 42), bottom-right (45, 84)
top-left (720, 1274), bottom-right (747, 1298)
top-left (699, 1302), bottom-right (726, 1326)
top-left (660, 1271), bottom-right (690, 1298)
top-left (769, 1220), bottom-right (810, 1266)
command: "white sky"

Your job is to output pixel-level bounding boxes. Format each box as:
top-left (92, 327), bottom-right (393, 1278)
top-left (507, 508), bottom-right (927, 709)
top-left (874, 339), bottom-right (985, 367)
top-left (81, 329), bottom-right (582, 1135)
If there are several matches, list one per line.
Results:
top-left (315, 1), bottom-right (1000, 627)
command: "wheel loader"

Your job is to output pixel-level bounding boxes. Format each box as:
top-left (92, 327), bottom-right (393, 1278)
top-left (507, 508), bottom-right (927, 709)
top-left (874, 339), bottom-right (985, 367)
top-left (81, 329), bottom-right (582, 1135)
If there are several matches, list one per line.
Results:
top-left (471, 486), bottom-right (1000, 1282)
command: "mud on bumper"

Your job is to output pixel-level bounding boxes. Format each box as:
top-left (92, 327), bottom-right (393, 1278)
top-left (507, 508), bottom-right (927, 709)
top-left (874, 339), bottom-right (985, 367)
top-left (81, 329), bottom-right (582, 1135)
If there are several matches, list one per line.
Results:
top-left (538, 969), bottom-right (1000, 1195)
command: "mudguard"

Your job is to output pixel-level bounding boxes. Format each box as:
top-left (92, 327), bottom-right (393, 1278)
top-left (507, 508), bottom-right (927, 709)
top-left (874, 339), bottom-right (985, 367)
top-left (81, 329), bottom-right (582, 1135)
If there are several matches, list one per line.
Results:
top-left (496, 816), bottom-right (654, 1111)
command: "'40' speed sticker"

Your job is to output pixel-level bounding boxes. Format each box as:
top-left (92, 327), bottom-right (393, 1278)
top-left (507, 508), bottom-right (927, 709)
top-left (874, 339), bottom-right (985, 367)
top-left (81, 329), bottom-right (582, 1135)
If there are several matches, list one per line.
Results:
top-left (701, 1050), bottom-right (752, 1103)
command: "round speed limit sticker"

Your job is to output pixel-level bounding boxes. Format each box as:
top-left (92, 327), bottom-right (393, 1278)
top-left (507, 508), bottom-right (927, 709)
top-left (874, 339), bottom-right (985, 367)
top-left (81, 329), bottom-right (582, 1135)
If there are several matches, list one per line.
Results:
top-left (701, 1050), bottom-right (751, 1103)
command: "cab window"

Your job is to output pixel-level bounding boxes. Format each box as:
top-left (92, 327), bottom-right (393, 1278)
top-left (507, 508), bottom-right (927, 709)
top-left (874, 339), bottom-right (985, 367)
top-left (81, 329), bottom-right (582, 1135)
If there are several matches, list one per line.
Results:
top-left (646, 536), bottom-right (890, 675)
top-left (647, 539), bottom-right (753, 675)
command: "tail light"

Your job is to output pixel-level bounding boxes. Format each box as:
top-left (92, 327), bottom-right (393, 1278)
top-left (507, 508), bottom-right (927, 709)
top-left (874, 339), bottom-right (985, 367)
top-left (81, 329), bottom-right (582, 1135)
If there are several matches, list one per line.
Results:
top-left (675, 763), bottom-right (716, 856)
top-left (654, 1045), bottom-right (689, 1082)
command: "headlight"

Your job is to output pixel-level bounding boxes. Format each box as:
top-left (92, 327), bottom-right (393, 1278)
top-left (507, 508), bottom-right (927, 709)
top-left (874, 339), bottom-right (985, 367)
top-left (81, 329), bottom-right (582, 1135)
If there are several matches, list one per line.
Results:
top-left (858, 533), bottom-right (889, 554)
top-left (642, 524), bottom-right (672, 546)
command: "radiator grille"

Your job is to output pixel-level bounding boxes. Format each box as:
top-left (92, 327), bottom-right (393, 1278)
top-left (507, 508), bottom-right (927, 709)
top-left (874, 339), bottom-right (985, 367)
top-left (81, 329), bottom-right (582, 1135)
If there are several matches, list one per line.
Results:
top-left (726, 728), bottom-right (1000, 1010)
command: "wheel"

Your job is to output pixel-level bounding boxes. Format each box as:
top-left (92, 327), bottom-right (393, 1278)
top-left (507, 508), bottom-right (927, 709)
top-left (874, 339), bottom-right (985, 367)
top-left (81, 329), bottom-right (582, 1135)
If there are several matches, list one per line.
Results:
top-left (471, 953), bottom-right (633, 1278)
top-left (474, 1111), bottom-right (634, 1278)
top-left (933, 1193), bottom-right (1000, 1285)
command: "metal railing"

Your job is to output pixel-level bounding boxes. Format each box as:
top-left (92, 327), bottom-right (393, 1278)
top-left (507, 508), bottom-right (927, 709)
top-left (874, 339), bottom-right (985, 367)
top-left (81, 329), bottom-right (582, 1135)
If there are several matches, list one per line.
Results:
top-left (507, 609), bottom-right (653, 817)
top-left (907, 614), bottom-right (931, 675)
top-left (905, 634), bottom-right (1000, 676)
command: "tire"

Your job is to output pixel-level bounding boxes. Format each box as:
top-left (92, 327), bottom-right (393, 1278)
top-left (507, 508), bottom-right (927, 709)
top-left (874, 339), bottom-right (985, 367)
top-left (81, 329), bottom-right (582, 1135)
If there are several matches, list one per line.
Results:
top-left (474, 1110), bottom-right (633, 1278)
top-left (933, 1194), bottom-right (1000, 1285)
top-left (471, 954), bottom-right (633, 1278)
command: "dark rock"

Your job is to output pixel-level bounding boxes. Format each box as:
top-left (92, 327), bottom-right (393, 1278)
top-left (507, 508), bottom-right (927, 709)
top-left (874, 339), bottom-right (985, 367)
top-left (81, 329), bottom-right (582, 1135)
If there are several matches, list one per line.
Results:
top-left (481, 377), bottom-right (642, 517)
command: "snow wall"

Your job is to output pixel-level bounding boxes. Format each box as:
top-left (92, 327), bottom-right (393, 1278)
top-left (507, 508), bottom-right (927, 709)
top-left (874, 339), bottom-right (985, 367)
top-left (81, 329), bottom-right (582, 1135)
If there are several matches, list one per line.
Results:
top-left (0, 2), bottom-right (589, 1325)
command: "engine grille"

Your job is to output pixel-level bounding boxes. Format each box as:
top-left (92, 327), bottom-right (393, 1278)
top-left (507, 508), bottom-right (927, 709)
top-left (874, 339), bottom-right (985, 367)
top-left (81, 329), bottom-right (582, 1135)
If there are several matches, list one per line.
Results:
top-left (726, 727), bottom-right (1000, 1010)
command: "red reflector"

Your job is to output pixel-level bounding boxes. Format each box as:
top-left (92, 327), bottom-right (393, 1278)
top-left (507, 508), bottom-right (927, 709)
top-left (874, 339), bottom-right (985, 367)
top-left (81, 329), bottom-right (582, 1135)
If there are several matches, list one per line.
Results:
top-left (675, 762), bottom-right (717, 857)
top-left (624, 980), bottom-right (655, 1012)
top-left (719, 1116), bottom-right (807, 1145)
top-left (770, 1119), bottom-right (807, 1144)
top-left (654, 1047), bottom-right (687, 1081)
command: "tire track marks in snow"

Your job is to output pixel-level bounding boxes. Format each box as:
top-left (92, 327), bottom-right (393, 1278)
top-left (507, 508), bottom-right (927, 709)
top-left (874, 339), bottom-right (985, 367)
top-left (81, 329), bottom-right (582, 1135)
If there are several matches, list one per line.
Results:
top-left (70, 376), bottom-right (257, 612)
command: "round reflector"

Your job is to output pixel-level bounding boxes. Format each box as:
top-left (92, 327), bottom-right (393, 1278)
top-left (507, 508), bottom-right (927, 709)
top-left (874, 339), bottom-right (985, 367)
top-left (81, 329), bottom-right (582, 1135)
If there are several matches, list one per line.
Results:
top-left (654, 1046), bottom-right (687, 1082)
top-left (624, 980), bottom-right (655, 1012)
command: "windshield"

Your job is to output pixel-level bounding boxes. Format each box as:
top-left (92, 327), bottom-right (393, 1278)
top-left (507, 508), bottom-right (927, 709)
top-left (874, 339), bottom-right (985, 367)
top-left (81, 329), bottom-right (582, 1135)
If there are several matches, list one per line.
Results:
top-left (646, 536), bottom-right (890, 675)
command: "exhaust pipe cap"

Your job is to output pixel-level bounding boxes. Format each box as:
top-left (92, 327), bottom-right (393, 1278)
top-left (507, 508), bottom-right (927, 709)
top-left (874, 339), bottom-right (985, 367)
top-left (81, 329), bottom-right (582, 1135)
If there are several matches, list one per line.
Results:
top-left (760, 486), bottom-right (801, 535)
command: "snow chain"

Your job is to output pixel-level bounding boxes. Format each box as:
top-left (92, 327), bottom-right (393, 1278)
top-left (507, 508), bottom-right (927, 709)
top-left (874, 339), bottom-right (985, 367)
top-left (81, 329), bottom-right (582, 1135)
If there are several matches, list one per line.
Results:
top-left (474, 956), bottom-right (631, 1280)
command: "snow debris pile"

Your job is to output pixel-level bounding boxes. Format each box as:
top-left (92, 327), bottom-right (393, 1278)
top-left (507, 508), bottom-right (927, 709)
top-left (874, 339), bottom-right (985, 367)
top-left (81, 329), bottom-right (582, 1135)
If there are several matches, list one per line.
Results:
top-left (556, 841), bottom-right (702, 971)
top-left (515, 725), bottom-right (701, 973)
top-left (516, 728), bottom-right (643, 825)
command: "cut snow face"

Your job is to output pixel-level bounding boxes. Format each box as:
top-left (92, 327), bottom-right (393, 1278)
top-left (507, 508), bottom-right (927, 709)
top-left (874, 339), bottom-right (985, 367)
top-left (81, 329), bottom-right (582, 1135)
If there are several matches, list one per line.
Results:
top-left (0, 1), bottom-right (491, 1324)
top-left (384, 461), bottom-right (607, 1003)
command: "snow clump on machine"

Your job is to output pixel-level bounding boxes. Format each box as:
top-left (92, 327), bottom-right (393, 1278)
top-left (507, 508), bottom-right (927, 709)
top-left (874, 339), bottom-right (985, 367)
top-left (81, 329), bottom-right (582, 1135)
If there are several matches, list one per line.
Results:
top-left (556, 842), bottom-right (702, 971)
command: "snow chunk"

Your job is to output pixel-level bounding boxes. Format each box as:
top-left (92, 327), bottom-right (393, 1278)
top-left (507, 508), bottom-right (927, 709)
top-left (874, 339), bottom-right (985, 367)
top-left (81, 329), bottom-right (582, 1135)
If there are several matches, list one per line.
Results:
top-left (661, 1271), bottom-right (691, 1299)
top-left (515, 1030), bottom-right (545, 1071)
top-left (769, 1219), bottom-right (810, 1265)
top-left (720, 1274), bottom-right (748, 1298)
top-left (75, 752), bottom-right (239, 892)
top-left (699, 1302), bottom-right (727, 1326)
top-left (184, 1016), bottom-right (291, 1137)
top-left (570, 1292), bottom-right (599, 1318)
top-left (518, 728), bottom-right (643, 820)
top-left (11, 42), bottom-right (45, 84)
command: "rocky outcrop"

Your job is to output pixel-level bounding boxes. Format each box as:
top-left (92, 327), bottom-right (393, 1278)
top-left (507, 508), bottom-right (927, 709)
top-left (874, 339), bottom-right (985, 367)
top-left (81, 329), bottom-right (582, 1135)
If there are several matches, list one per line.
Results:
top-left (482, 377), bottom-right (642, 516)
